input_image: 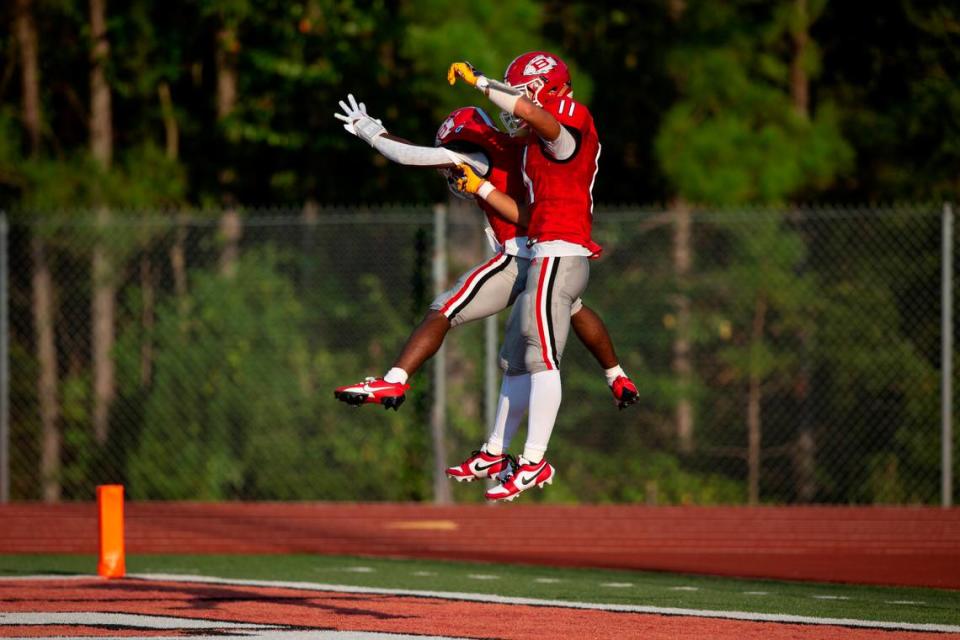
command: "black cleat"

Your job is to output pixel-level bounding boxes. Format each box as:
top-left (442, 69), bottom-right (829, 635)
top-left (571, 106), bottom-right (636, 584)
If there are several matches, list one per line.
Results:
top-left (381, 396), bottom-right (405, 411)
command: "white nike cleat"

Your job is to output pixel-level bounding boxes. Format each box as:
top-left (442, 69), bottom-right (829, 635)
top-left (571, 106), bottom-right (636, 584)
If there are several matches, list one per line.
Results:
top-left (484, 456), bottom-right (554, 502)
top-left (446, 446), bottom-right (513, 482)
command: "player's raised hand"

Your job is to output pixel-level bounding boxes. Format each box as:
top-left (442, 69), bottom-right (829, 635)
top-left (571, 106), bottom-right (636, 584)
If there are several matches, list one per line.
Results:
top-left (447, 62), bottom-right (488, 90)
top-left (334, 93), bottom-right (386, 144)
top-left (334, 93), bottom-right (366, 134)
top-left (454, 163), bottom-right (486, 195)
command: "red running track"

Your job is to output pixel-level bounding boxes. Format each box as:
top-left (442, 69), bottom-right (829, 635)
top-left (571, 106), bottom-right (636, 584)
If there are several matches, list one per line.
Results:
top-left (1, 503), bottom-right (958, 588)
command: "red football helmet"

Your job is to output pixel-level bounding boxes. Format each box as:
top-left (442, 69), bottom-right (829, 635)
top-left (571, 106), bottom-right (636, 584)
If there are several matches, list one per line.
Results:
top-left (504, 51), bottom-right (571, 101)
top-left (435, 106), bottom-right (498, 199)
top-left (435, 106), bottom-right (498, 148)
top-left (501, 51), bottom-right (572, 133)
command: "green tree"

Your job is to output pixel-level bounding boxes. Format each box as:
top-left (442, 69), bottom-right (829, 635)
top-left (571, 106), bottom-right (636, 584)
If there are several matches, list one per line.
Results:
top-left (817, 0), bottom-right (960, 201)
top-left (402, 0), bottom-right (574, 124)
top-left (541, 1), bottom-right (675, 203)
top-left (655, 2), bottom-right (850, 204)
top-left (124, 242), bottom-right (433, 500)
top-left (654, 1), bottom-right (851, 502)
top-left (126, 249), bottom-right (312, 498)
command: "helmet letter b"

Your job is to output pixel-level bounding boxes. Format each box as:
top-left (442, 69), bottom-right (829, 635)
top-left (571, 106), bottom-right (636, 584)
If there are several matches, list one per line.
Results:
top-left (523, 55), bottom-right (557, 76)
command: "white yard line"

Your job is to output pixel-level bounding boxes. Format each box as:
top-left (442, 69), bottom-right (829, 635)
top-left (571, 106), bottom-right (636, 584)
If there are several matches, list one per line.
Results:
top-left (0, 612), bottom-right (273, 630)
top-left (1, 634), bottom-right (467, 640)
top-left (0, 613), bottom-right (462, 640)
top-left (0, 574), bottom-right (91, 581)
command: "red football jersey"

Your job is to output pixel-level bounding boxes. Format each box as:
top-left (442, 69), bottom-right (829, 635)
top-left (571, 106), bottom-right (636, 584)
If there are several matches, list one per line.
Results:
top-left (521, 96), bottom-right (600, 249)
top-left (467, 132), bottom-right (528, 247)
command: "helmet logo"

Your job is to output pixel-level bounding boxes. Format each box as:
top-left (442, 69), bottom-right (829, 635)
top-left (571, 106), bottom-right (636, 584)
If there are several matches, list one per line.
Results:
top-left (523, 54), bottom-right (557, 76)
top-left (436, 116), bottom-right (456, 141)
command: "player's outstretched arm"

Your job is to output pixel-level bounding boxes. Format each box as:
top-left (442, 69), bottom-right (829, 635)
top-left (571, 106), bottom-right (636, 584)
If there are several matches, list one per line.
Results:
top-left (447, 62), bottom-right (563, 144)
top-left (453, 163), bottom-right (529, 227)
top-left (335, 93), bottom-right (387, 142)
top-left (335, 93), bottom-right (489, 171)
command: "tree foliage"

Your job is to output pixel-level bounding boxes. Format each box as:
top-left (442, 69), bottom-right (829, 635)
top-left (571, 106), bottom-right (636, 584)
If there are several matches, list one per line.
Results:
top-left (0, 0), bottom-right (953, 504)
top-left (656, 1), bottom-right (852, 205)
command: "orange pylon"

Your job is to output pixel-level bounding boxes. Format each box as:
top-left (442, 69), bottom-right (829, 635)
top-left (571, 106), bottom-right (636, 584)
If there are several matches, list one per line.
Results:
top-left (97, 484), bottom-right (125, 578)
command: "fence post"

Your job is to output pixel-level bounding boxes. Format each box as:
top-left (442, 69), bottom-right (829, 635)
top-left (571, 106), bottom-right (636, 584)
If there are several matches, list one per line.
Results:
top-left (431, 204), bottom-right (451, 504)
top-left (943, 202), bottom-right (954, 508)
top-left (0, 212), bottom-right (8, 503)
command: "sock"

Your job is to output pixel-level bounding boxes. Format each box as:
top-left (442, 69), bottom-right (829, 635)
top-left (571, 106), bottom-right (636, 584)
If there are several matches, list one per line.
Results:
top-left (486, 373), bottom-right (530, 455)
top-left (384, 367), bottom-right (408, 385)
top-left (522, 370), bottom-right (562, 463)
top-left (604, 365), bottom-right (625, 386)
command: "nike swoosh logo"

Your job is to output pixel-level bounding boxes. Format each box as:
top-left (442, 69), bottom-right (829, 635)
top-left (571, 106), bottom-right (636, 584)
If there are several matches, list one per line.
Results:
top-left (474, 459), bottom-right (503, 472)
top-left (518, 472), bottom-right (541, 486)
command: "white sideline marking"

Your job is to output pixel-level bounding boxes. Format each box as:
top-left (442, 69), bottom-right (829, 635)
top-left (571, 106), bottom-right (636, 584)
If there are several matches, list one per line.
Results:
top-left (0, 612), bottom-right (274, 630)
top-left (534, 578), bottom-right (561, 584)
top-left (743, 591), bottom-right (769, 596)
top-left (669, 586), bottom-right (699, 592)
top-left (0, 574), bottom-right (90, 581)
top-left (887, 600), bottom-right (926, 605)
top-left (467, 574), bottom-right (500, 580)
top-left (342, 566), bottom-right (375, 573)
top-left (600, 582), bottom-right (633, 588)
top-left (812, 595), bottom-right (850, 600)
top-left (5, 634), bottom-right (464, 640)
top-left (14, 574), bottom-right (958, 635)
top-left (412, 571), bottom-right (436, 577)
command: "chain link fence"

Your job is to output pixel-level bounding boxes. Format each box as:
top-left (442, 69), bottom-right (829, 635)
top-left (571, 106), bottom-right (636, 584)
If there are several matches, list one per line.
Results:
top-left (2, 204), bottom-right (955, 505)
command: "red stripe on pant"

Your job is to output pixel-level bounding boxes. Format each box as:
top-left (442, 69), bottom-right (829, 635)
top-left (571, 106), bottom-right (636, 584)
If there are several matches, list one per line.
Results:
top-left (535, 257), bottom-right (555, 370)
top-left (439, 252), bottom-right (505, 317)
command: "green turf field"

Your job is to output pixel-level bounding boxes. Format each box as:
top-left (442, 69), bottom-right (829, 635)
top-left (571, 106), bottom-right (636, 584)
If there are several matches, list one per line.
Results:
top-left (2, 554), bottom-right (957, 627)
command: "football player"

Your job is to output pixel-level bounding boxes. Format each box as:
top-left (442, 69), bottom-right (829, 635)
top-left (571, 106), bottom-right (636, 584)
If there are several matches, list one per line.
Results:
top-left (449, 51), bottom-right (604, 500)
top-left (333, 94), bottom-right (637, 487)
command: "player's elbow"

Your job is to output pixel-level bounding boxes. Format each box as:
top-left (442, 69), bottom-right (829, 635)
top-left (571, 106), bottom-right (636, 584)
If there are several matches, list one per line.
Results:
top-left (517, 206), bottom-right (531, 228)
top-left (516, 101), bottom-right (561, 141)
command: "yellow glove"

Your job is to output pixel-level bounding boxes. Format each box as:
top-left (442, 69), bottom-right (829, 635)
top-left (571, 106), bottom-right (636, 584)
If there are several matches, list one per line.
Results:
top-left (447, 61), bottom-right (483, 88)
top-left (454, 163), bottom-right (487, 195)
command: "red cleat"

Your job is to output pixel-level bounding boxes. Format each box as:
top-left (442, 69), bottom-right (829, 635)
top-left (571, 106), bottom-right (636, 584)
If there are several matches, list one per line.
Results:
top-left (334, 377), bottom-right (409, 410)
top-left (446, 446), bottom-right (512, 483)
top-left (610, 375), bottom-right (639, 410)
top-left (485, 456), bottom-right (554, 502)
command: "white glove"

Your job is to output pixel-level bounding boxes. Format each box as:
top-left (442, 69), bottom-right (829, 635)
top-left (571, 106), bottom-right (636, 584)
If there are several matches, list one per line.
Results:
top-left (334, 93), bottom-right (386, 144)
